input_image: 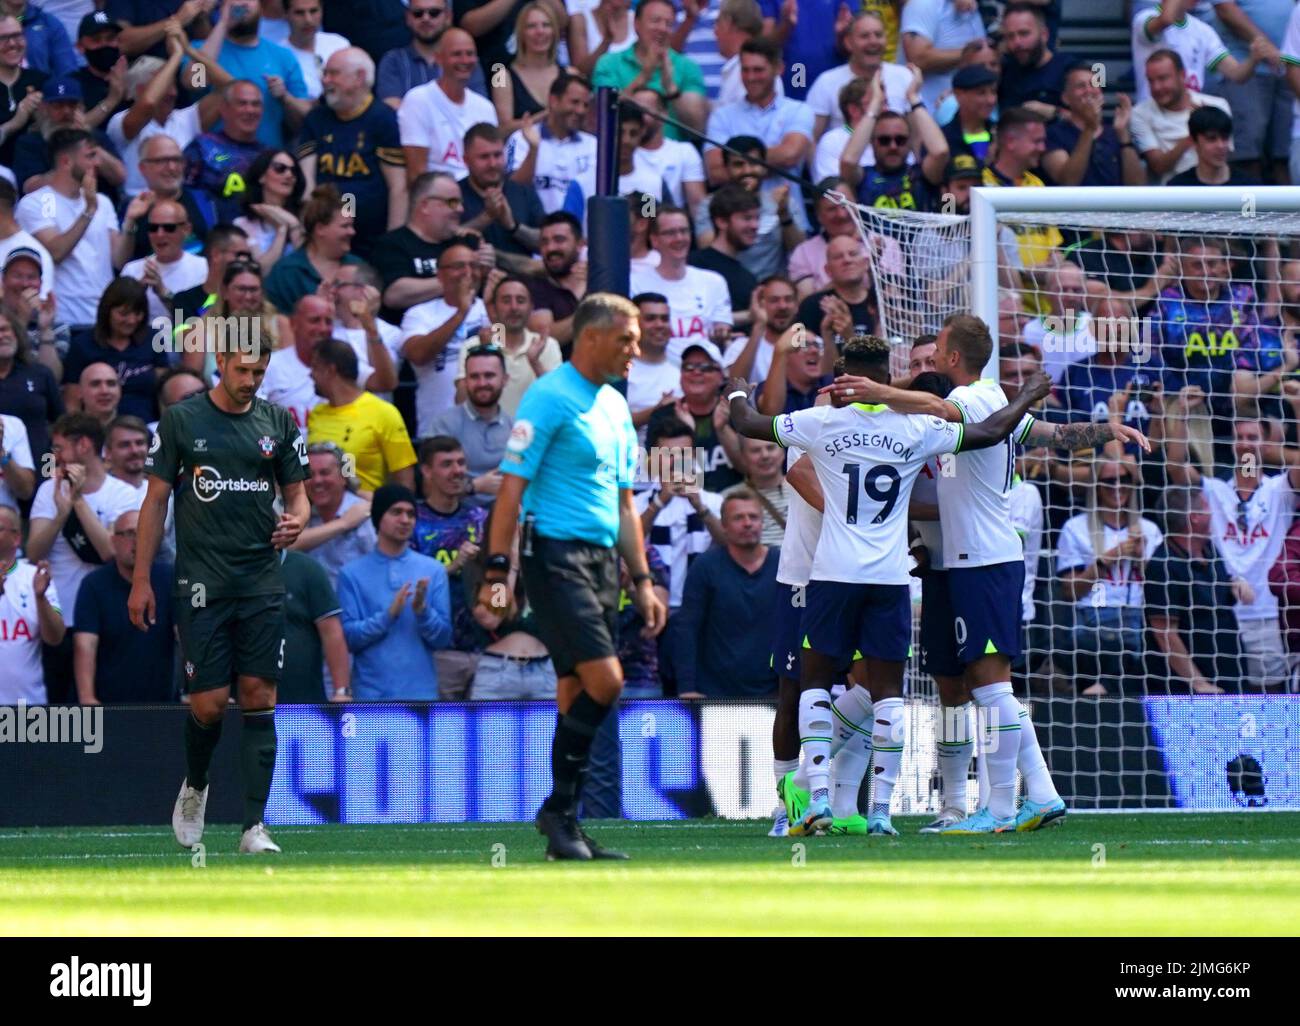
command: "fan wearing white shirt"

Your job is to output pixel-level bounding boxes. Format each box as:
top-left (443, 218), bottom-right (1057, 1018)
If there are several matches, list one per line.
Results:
top-left (728, 333), bottom-right (1050, 836)
top-left (284, 0), bottom-right (351, 100)
top-left (398, 28), bottom-right (498, 182)
top-left (714, 0), bottom-right (780, 107)
top-left (629, 206), bottom-right (732, 363)
top-left (329, 262), bottom-right (402, 402)
top-left (628, 88), bottom-right (707, 210)
top-left (1164, 395), bottom-right (1300, 691)
top-left (724, 274), bottom-right (798, 391)
top-left (0, 504), bottom-right (64, 705)
top-left (120, 198), bottom-right (209, 328)
top-left (627, 291), bottom-right (682, 431)
top-left (505, 72), bottom-right (598, 216)
top-left (808, 10), bottom-right (912, 140)
top-left (1131, 0), bottom-right (1267, 104)
top-left (0, 412), bottom-right (35, 510)
top-left (821, 318), bottom-right (1148, 833)
top-left (257, 294), bottom-right (336, 434)
top-left (399, 240), bottom-right (489, 438)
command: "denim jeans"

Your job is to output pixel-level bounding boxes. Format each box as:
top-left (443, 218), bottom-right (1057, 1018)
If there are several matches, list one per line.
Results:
top-left (470, 653), bottom-right (557, 700)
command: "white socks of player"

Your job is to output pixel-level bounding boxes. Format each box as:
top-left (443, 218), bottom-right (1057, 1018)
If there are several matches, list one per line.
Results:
top-left (970, 682), bottom-right (1022, 820)
top-left (870, 697), bottom-right (905, 816)
top-left (798, 689), bottom-right (834, 802)
top-left (1017, 704), bottom-right (1060, 804)
top-left (794, 684), bottom-right (874, 788)
top-left (829, 685), bottom-right (874, 818)
top-left (774, 758), bottom-right (799, 790)
top-left (937, 702), bottom-right (974, 813)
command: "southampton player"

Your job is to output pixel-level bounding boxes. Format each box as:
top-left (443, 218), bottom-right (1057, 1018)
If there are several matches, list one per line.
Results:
top-left (479, 294), bottom-right (667, 861)
top-left (826, 315), bottom-right (1148, 832)
top-left (129, 343), bottom-right (309, 854)
top-left (728, 334), bottom-right (1050, 834)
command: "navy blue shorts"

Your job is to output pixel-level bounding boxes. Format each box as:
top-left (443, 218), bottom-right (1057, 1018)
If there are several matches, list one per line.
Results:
top-left (802, 580), bottom-right (912, 666)
top-left (948, 560), bottom-right (1025, 666)
top-left (919, 570), bottom-right (963, 678)
top-left (770, 582), bottom-right (805, 681)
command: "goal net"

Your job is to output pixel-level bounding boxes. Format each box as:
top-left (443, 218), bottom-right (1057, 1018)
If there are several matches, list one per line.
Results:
top-left (844, 187), bottom-right (1300, 812)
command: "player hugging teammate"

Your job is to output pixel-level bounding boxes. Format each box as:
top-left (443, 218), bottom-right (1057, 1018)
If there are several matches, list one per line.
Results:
top-left (129, 335), bottom-right (310, 855)
top-left (732, 316), bottom-right (1149, 836)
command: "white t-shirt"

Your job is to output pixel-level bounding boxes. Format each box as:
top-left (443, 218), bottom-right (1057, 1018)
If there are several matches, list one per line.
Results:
top-left (806, 62), bottom-right (912, 134)
top-left (774, 403), bottom-right (962, 584)
top-left (29, 474), bottom-right (140, 629)
top-left (0, 230), bottom-right (55, 299)
top-left (629, 264), bottom-right (733, 363)
top-left (723, 332), bottom-right (775, 387)
top-left (0, 414), bottom-right (34, 512)
top-left (122, 251), bottom-right (208, 330)
top-left (0, 559), bottom-right (61, 704)
top-left (1129, 91), bottom-right (1233, 182)
top-left (719, 53), bottom-right (785, 107)
top-left (333, 319), bottom-right (405, 401)
top-left (633, 488), bottom-right (723, 607)
top-left (1009, 476), bottom-right (1043, 623)
top-left (1280, 5), bottom-right (1300, 140)
top-left (503, 128), bottom-right (598, 215)
top-left (626, 357), bottom-right (682, 417)
top-left (938, 379), bottom-right (1036, 568)
top-left (288, 31), bottom-right (351, 99)
top-left (1023, 311), bottom-right (1098, 383)
top-left (1056, 513), bottom-right (1164, 608)
top-left (618, 163), bottom-right (664, 198)
top-left (398, 81), bottom-right (499, 180)
top-left (777, 443), bottom-right (823, 587)
top-left (399, 296), bottom-right (489, 438)
top-left (1203, 472), bottom-right (1296, 622)
top-left (107, 104), bottom-right (203, 197)
top-left (15, 187), bottom-right (119, 325)
top-left (1131, 8), bottom-right (1231, 103)
top-left (633, 139), bottom-right (706, 208)
top-left (257, 346), bottom-right (318, 436)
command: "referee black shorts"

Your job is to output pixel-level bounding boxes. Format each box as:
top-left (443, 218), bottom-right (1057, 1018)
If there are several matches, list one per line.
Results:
top-left (521, 537), bottom-right (620, 679)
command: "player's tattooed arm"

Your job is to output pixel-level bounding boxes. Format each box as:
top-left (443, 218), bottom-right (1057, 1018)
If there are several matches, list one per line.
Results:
top-left (1024, 419), bottom-right (1152, 453)
top-left (724, 376), bottom-right (782, 441)
top-left (961, 373), bottom-right (1053, 451)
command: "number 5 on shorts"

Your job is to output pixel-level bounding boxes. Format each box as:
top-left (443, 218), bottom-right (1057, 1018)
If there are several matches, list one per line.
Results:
top-left (277, 638), bottom-right (285, 670)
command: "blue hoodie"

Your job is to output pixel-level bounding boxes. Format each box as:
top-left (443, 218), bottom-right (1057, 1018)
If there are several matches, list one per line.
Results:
top-left (337, 546), bottom-right (451, 700)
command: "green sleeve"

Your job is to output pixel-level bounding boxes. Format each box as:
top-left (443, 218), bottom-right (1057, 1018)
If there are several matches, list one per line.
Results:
top-left (676, 53), bottom-right (706, 95)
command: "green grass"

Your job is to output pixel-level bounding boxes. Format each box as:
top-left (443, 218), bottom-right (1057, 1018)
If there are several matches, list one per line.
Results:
top-left (1, 814), bottom-right (1297, 936)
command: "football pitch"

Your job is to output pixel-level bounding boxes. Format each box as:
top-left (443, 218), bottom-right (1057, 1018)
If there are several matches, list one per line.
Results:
top-left (0, 813), bottom-right (1297, 936)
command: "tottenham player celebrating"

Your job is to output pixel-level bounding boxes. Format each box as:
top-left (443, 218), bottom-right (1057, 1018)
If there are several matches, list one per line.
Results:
top-left (130, 342), bottom-right (310, 854)
top-left (825, 315), bottom-right (1149, 833)
top-left (729, 334), bottom-right (1051, 835)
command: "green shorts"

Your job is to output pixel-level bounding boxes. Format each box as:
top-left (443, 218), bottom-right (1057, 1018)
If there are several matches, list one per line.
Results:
top-left (175, 593), bottom-right (286, 692)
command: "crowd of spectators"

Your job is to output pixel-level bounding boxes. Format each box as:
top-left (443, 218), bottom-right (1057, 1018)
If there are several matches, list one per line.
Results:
top-left (1, 0), bottom-right (1300, 706)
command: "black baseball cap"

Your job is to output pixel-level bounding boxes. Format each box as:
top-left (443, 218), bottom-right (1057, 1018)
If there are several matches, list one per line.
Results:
top-left (945, 154), bottom-right (984, 182)
top-left (78, 11), bottom-right (122, 38)
top-left (952, 65), bottom-right (998, 90)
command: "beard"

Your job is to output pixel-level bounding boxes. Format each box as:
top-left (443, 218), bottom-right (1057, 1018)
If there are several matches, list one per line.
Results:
top-left (230, 15), bottom-right (261, 41)
top-left (1016, 42), bottom-right (1045, 68)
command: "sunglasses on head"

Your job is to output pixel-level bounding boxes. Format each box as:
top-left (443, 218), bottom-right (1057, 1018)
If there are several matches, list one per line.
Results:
top-left (226, 258), bottom-right (263, 276)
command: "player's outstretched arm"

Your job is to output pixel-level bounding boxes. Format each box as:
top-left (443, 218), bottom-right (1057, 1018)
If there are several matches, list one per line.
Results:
top-left (819, 375), bottom-right (957, 420)
top-left (128, 475), bottom-right (173, 631)
top-left (724, 377), bottom-right (781, 441)
top-left (1023, 415), bottom-right (1153, 455)
top-left (961, 373), bottom-right (1053, 451)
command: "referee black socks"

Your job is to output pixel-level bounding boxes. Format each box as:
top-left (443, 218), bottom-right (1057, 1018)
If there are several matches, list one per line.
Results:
top-left (544, 692), bottom-right (612, 816)
top-left (240, 709), bottom-right (278, 831)
top-left (184, 712), bottom-right (223, 792)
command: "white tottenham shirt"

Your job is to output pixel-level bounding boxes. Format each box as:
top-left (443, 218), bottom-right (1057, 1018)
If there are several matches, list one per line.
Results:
top-left (399, 296), bottom-right (489, 438)
top-left (1203, 472), bottom-right (1296, 622)
top-left (503, 127), bottom-right (598, 215)
top-left (911, 453), bottom-right (945, 571)
top-left (397, 81), bottom-right (499, 179)
top-left (805, 61), bottom-right (912, 134)
top-left (1009, 476), bottom-right (1043, 623)
top-left (15, 186), bottom-right (120, 325)
top-left (629, 264), bottom-right (733, 363)
top-left (632, 489), bottom-right (724, 608)
top-left (0, 414), bottom-right (34, 512)
top-left (1130, 8), bottom-right (1229, 104)
top-left (633, 139), bottom-right (706, 208)
top-left (1056, 514), bottom-right (1164, 608)
top-left (939, 379), bottom-right (1036, 569)
top-left (776, 443), bottom-right (824, 588)
top-left (0, 559), bottom-right (61, 704)
top-left (29, 475), bottom-right (140, 629)
top-left (774, 403), bottom-right (963, 584)
top-left (257, 347), bottom-right (318, 437)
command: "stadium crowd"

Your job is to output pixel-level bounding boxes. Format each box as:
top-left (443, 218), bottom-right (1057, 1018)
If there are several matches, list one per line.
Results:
top-left (1, 0), bottom-right (1300, 706)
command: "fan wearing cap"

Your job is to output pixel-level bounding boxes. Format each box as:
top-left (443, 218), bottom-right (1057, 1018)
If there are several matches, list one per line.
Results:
top-left (0, 244), bottom-right (68, 373)
top-left (10, 76), bottom-right (128, 198)
top-left (1042, 62), bottom-right (1145, 187)
top-left (0, 0), bottom-right (78, 77)
top-left (647, 338), bottom-right (745, 494)
top-left (941, 63), bottom-right (998, 164)
top-left (73, 12), bottom-right (130, 126)
top-left (0, 14), bottom-right (47, 167)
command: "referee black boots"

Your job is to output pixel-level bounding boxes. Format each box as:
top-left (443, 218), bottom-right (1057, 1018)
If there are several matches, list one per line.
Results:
top-left (536, 808), bottom-right (593, 860)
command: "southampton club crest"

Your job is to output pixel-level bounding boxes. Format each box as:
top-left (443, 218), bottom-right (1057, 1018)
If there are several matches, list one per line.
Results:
top-left (257, 435), bottom-right (276, 458)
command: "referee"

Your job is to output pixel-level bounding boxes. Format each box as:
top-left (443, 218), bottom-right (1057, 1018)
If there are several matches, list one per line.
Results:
top-left (478, 293), bottom-right (667, 861)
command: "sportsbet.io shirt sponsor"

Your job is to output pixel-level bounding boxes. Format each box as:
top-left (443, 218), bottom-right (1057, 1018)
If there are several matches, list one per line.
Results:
top-left (146, 393), bottom-right (308, 599)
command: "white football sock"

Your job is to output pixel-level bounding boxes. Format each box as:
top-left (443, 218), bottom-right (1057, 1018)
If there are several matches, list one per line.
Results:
top-left (798, 689), bottom-right (834, 803)
top-left (937, 702), bottom-right (974, 813)
top-left (831, 730), bottom-right (872, 818)
top-left (1017, 705), bottom-right (1060, 804)
top-left (870, 697), bottom-right (905, 815)
top-left (774, 757), bottom-right (799, 793)
top-left (794, 685), bottom-right (873, 790)
top-left (970, 682), bottom-right (1021, 821)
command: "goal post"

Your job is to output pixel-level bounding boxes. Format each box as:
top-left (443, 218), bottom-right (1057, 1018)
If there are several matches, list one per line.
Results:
top-left (840, 186), bottom-right (1300, 813)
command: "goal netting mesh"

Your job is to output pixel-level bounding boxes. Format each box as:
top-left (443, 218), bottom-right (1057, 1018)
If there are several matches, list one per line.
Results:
top-left (843, 197), bottom-right (1300, 812)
